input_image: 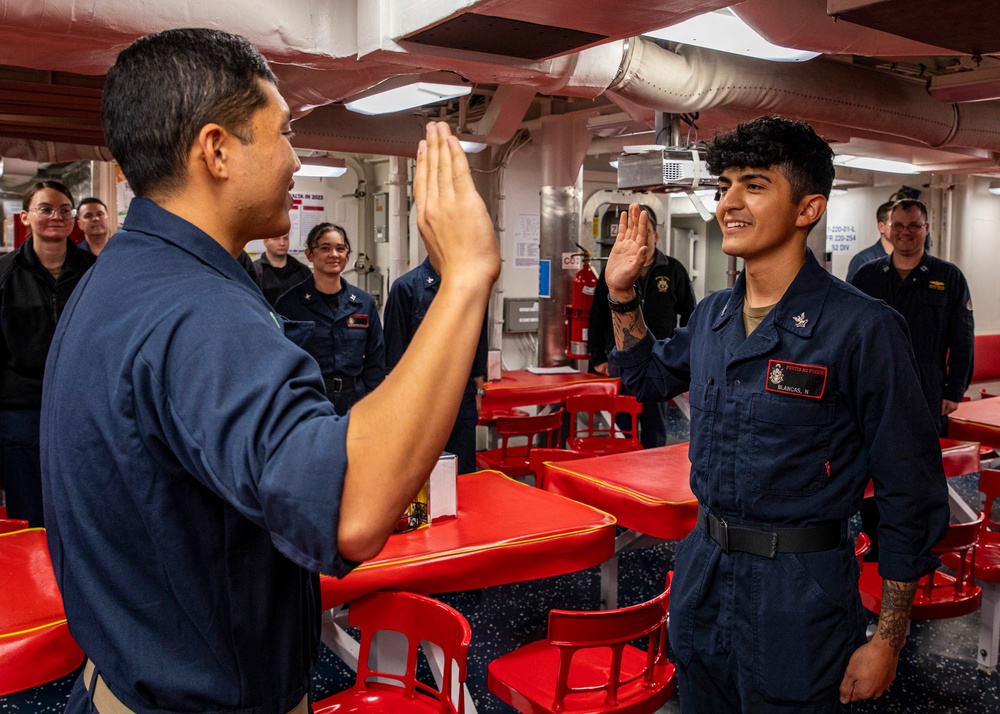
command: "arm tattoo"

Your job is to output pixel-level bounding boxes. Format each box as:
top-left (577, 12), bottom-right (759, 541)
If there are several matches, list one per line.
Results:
top-left (612, 309), bottom-right (647, 351)
top-left (876, 579), bottom-right (918, 653)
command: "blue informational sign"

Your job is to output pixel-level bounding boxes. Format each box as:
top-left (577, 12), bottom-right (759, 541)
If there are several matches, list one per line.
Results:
top-left (538, 259), bottom-right (551, 298)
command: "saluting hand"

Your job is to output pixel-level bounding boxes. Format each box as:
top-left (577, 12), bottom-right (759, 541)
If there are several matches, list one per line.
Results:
top-left (413, 122), bottom-right (500, 287)
top-left (604, 203), bottom-right (650, 301)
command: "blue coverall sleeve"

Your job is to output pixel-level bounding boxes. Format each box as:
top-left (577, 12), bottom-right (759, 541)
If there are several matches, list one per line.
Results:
top-left (944, 275), bottom-right (975, 403)
top-left (135, 284), bottom-right (355, 577)
top-left (382, 279), bottom-right (412, 372)
top-left (608, 319), bottom-right (694, 403)
top-left (362, 303), bottom-right (387, 393)
top-left (849, 307), bottom-right (950, 581)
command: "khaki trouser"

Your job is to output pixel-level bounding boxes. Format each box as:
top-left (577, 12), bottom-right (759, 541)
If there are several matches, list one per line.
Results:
top-left (83, 660), bottom-right (309, 714)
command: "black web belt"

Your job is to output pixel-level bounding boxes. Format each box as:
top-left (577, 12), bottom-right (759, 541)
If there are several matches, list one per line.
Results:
top-left (699, 506), bottom-right (842, 558)
top-left (324, 376), bottom-right (357, 393)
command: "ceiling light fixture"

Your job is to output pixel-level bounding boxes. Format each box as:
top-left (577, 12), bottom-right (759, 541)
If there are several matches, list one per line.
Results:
top-left (929, 66), bottom-right (1000, 104)
top-left (346, 73), bottom-right (472, 116)
top-left (833, 155), bottom-right (921, 175)
top-left (644, 10), bottom-right (820, 63)
top-left (294, 156), bottom-right (348, 178)
top-left (988, 181), bottom-right (1000, 196)
top-left (457, 139), bottom-right (488, 154)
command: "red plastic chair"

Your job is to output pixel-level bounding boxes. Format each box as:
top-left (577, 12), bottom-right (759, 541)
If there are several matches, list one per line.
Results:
top-left (565, 395), bottom-right (643, 457)
top-left (476, 409), bottom-right (565, 479)
top-left (478, 407), bottom-right (530, 428)
top-left (973, 470), bottom-right (1000, 583)
top-left (981, 387), bottom-right (1000, 399)
top-left (313, 591), bottom-right (471, 714)
top-left (0, 528), bottom-right (85, 696)
top-left (488, 572), bottom-right (676, 713)
top-left (0, 518), bottom-right (29, 534)
top-left (855, 532), bottom-right (871, 567)
top-left (858, 515), bottom-right (983, 620)
top-left (527, 448), bottom-right (589, 489)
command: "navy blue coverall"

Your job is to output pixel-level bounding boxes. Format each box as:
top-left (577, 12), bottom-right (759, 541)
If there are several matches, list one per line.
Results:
top-left (275, 276), bottom-right (386, 416)
top-left (845, 239), bottom-right (888, 283)
top-left (41, 198), bottom-right (356, 713)
top-left (611, 250), bottom-right (949, 713)
top-left (383, 257), bottom-right (488, 474)
top-left (851, 252), bottom-right (974, 434)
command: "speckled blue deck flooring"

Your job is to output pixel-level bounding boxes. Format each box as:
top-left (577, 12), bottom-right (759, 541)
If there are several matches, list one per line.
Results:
top-left (5, 408), bottom-right (999, 713)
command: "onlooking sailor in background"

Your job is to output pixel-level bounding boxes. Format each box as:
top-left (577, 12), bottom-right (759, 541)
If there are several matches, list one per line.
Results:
top-left (276, 223), bottom-right (385, 416)
top-left (256, 232), bottom-right (311, 305)
top-left (383, 255), bottom-right (488, 474)
top-left (845, 200), bottom-right (894, 283)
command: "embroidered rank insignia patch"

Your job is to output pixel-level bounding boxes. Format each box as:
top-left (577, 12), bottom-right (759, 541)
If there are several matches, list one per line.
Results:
top-left (765, 360), bottom-right (827, 399)
top-left (347, 314), bottom-right (369, 328)
top-left (656, 276), bottom-right (670, 292)
top-left (929, 280), bottom-right (946, 291)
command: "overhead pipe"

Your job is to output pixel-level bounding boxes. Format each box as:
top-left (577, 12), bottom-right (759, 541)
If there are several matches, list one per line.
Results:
top-left (605, 39), bottom-right (1000, 154)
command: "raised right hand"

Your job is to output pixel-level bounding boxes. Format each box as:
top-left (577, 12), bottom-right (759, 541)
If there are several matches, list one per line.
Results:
top-left (413, 122), bottom-right (500, 287)
top-left (604, 203), bottom-right (650, 300)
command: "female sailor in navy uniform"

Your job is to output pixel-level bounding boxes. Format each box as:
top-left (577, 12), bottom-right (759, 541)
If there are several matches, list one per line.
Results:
top-left (275, 223), bottom-right (385, 415)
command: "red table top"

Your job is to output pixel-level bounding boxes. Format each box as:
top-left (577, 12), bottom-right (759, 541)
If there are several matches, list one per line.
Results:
top-left (540, 444), bottom-right (698, 541)
top-left (950, 397), bottom-right (1000, 448)
top-left (482, 370), bottom-right (619, 411)
top-left (319, 470), bottom-right (617, 609)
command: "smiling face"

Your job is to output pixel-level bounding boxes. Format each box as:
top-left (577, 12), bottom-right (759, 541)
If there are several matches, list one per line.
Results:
top-left (21, 187), bottom-right (76, 244)
top-left (716, 166), bottom-right (807, 262)
top-left (305, 228), bottom-right (349, 278)
top-left (887, 204), bottom-right (928, 261)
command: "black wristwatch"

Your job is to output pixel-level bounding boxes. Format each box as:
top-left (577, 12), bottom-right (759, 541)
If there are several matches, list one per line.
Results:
top-left (608, 289), bottom-right (641, 314)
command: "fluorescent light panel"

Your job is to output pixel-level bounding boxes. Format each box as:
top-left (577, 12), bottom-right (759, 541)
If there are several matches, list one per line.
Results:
top-left (833, 155), bottom-right (921, 175)
top-left (294, 157), bottom-right (347, 178)
top-left (644, 10), bottom-right (819, 63)
top-left (347, 81), bottom-right (472, 116)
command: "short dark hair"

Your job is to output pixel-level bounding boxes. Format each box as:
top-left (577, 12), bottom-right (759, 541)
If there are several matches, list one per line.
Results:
top-left (22, 180), bottom-right (74, 211)
top-left (891, 198), bottom-right (928, 222)
top-left (78, 197), bottom-right (107, 211)
top-left (705, 116), bottom-right (835, 203)
top-left (102, 28), bottom-right (277, 198)
top-left (876, 201), bottom-right (894, 224)
top-left (306, 223), bottom-right (351, 255)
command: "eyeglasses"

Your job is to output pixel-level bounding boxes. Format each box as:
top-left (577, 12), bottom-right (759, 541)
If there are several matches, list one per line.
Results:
top-left (30, 206), bottom-right (76, 219)
top-left (890, 222), bottom-right (926, 232)
top-left (313, 244), bottom-right (348, 255)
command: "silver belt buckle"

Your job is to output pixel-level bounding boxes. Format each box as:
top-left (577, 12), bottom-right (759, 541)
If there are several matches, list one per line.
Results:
top-left (718, 516), bottom-right (729, 552)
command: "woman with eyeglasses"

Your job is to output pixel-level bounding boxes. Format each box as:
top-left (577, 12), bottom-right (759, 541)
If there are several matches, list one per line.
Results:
top-left (0, 180), bottom-right (95, 526)
top-left (275, 223), bottom-right (386, 415)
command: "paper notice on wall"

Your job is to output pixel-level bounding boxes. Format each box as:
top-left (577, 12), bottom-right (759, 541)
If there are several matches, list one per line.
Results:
top-left (826, 224), bottom-right (858, 253)
top-left (514, 213), bottom-right (540, 267)
top-left (289, 193), bottom-right (326, 251)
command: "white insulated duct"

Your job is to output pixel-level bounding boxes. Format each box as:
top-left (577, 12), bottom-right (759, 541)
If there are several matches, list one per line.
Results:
top-left (606, 39), bottom-right (1000, 154)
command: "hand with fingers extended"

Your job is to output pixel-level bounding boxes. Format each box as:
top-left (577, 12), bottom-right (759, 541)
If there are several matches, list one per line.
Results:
top-left (605, 203), bottom-right (651, 301)
top-left (413, 121), bottom-right (500, 287)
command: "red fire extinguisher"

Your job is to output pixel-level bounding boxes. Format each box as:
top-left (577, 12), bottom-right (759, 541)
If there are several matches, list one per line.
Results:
top-left (565, 244), bottom-right (598, 360)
